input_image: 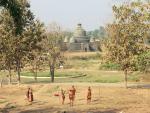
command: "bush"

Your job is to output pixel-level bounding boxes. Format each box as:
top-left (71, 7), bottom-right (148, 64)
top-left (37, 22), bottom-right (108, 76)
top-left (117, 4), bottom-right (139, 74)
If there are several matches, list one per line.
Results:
top-left (99, 62), bottom-right (121, 70)
top-left (136, 51), bottom-right (150, 73)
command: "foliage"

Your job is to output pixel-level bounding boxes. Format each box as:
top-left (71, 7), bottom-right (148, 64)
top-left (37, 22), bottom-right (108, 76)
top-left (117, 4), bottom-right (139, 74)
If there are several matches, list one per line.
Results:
top-left (0, 10), bottom-right (17, 83)
top-left (0, 0), bottom-right (30, 35)
top-left (104, 0), bottom-right (150, 88)
top-left (136, 51), bottom-right (150, 73)
top-left (0, 0), bottom-right (45, 83)
top-left (27, 20), bottom-right (46, 81)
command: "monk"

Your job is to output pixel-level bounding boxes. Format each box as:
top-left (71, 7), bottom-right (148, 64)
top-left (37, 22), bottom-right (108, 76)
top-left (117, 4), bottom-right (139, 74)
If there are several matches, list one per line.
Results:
top-left (26, 88), bottom-right (30, 100)
top-left (87, 86), bottom-right (92, 104)
top-left (68, 85), bottom-right (76, 106)
top-left (61, 89), bottom-right (65, 105)
top-left (72, 85), bottom-right (76, 101)
top-left (69, 89), bottom-right (74, 106)
top-left (26, 87), bottom-right (34, 104)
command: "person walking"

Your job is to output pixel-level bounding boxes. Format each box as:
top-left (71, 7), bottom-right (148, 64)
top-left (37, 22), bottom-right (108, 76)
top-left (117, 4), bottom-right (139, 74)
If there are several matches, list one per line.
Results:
top-left (61, 89), bottom-right (65, 105)
top-left (26, 87), bottom-right (34, 104)
top-left (87, 86), bottom-right (92, 104)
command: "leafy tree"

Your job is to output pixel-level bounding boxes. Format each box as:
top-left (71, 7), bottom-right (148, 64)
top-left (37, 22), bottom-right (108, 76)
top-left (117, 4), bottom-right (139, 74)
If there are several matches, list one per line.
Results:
top-left (0, 0), bottom-right (45, 83)
top-left (9, 0), bottom-right (34, 83)
top-left (27, 20), bottom-right (46, 81)
top-left (0, 10), bottom-right (16, 83)
top-left (0, 0), bottom-right (25, 35)
top-left (43, 22), bottom-right (64, 82)
top-left (104, 0), bottom-right (150, 88)
top-left (28, 51), bottom-right (44, 82)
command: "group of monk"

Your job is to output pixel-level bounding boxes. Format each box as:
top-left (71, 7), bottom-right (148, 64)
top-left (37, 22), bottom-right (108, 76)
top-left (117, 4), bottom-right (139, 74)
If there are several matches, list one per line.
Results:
top-left (25, 85), bottom-right (92, 106)
top-left (60, 85), bottom-right (92, 106)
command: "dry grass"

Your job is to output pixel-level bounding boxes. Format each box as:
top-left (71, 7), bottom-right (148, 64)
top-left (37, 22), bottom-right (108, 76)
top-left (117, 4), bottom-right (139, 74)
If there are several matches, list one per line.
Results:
top-left (0, 83), bottom-right (150, 113)
top-left (64, 52), bottom-right (99, 58)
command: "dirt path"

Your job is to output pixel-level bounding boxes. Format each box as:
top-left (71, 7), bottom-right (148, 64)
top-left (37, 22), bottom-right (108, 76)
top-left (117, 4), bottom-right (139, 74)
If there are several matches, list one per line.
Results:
top-left (0, 83), bottom-right (150, 113)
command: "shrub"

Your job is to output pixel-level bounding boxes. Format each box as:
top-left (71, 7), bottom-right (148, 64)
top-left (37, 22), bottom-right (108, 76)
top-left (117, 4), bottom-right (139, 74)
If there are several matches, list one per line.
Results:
top-left (136, 51), bottom-right (150, 73)
top-left (99, 62), bottom-right (121, 70)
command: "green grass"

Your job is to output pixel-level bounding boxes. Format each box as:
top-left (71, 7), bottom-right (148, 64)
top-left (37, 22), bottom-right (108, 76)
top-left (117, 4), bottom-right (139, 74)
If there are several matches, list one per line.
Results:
top-left (21, 71), bottom-right (83, 77)
top-left (0, 69), bottom-right (145, 84)
top-left (0, 70), bottom-right (146, 84)
top-left (20, 70), bottom-right (137, 84)
top-left (21, 71), bottom-right (141, 84)
top-left (0, 52), bottom-right (149, 84)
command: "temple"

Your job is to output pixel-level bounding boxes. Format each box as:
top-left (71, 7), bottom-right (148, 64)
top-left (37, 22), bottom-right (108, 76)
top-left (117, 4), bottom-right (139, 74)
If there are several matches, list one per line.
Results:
top-left (64, 23), bottom-right (98, 52)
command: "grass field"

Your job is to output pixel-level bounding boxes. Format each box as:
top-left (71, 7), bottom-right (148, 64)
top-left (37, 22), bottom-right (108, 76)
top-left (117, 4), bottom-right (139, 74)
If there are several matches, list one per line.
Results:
top-left (20, 70), bottom-right (144, 84)
top-left (0, 52), bottom-right (149, 84)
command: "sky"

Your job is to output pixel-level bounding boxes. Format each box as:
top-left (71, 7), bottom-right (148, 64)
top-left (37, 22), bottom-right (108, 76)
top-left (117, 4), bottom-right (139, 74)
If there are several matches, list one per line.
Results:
top-left (29, 0), bottom-right (125, 31)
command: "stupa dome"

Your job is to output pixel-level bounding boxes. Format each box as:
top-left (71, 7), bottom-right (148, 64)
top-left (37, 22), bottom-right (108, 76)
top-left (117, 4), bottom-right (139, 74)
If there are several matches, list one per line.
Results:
top-left (74, 23), bottom-right (86, 37)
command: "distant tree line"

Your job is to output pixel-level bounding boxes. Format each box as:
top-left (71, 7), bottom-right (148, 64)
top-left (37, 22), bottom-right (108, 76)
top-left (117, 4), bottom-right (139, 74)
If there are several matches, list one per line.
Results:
top-left (87, 26), bottom-right (106, 39)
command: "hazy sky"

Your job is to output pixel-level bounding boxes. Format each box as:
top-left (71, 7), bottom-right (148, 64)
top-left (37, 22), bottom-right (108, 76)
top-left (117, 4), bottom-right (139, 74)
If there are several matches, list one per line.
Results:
top-left (30, 0), bottom-right (124, 31)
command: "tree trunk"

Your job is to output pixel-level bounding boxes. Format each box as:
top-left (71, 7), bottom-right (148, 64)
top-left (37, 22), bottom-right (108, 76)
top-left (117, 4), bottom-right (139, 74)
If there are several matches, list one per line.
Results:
top-left (8, 66), bottom-right (12, 84)
top-left (34, 64), bottom-right (38, 82)
top-left (50, 67), bottom-right (55, 83)
top-left (16, 60), bottom-right (21, 83)
top-left (124, 69), bottom-right (128, 88)
top-left (0, 78), bottom-right (4, 88)
top-left (49, 60), bottom-right (55, 83)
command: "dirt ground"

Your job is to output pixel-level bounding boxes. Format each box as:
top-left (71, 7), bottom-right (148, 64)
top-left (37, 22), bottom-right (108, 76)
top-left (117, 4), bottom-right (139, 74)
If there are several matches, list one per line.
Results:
top-left (0, 83), bottom-right (150, 113)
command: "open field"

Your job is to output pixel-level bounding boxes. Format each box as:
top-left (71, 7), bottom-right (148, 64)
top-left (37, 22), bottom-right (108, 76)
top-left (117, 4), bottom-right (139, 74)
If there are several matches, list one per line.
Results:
top-left (0, 52), bottom-right (149, 84)
top-left (0, 52), bottom-right (150, 113)
top-left (0, 83), bottom-right (150, 113)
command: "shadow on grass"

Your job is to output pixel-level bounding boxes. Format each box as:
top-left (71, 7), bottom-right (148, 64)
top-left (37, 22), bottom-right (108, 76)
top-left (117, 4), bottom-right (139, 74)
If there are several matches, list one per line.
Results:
top-left (18, 107), bottom-right (61, 113)
top-left (0, 106), bottom-right (16, 113)
top-left (0, 108), bottom-right (9, 113)
top-left (127, 83), bottom-right (150, 89)
top-left (16, 108), bottom-right (120, 113)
